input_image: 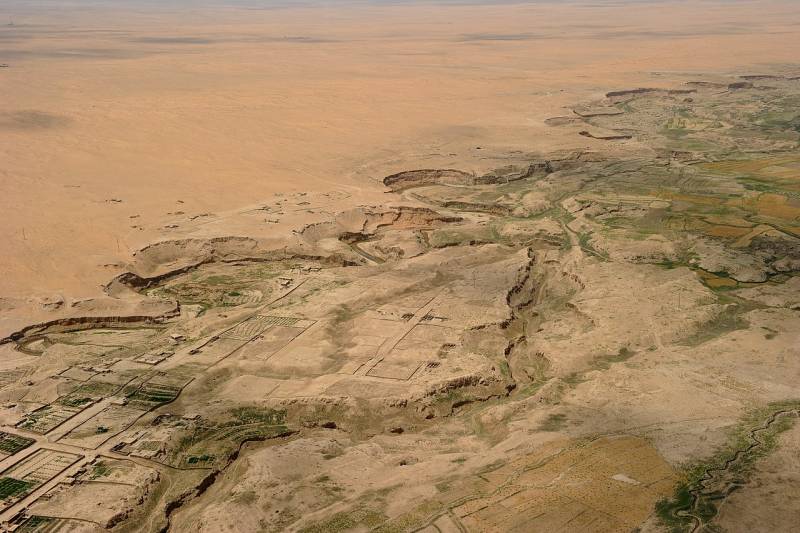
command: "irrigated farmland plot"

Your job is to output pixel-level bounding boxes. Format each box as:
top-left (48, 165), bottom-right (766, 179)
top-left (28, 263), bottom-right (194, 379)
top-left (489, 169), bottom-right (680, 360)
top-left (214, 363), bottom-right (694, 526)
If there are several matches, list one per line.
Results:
top-left (0, 449), bottom-right (81, 510)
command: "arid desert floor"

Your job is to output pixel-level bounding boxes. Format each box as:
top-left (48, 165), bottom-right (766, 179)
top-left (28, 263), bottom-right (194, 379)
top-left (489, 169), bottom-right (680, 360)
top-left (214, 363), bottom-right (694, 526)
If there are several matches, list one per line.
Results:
top-left (1, 1), bottom-right (800, 532)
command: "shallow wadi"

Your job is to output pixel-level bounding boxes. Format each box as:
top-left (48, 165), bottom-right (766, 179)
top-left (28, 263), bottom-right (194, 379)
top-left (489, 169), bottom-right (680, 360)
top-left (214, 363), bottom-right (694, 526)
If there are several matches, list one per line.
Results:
top-left (1, 0), bottom-right (800, 531)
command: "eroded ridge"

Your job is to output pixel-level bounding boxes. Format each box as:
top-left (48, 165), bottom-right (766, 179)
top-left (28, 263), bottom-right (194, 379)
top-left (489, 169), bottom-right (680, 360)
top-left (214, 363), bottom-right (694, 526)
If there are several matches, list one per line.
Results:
top-left (2, 73), bottom-right (800, 532)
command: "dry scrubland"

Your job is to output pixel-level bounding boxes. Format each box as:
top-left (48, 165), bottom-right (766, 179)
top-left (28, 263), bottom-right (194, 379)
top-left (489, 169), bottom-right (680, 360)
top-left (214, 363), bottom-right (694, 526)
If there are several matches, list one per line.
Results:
top-left (2, 1), bottom-right (800, 532)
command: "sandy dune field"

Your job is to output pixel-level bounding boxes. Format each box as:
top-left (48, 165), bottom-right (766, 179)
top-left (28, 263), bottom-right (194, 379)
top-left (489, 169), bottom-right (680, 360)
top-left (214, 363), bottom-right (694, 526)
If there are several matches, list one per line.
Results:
top-left (2, 0), bottom-right (800, 299)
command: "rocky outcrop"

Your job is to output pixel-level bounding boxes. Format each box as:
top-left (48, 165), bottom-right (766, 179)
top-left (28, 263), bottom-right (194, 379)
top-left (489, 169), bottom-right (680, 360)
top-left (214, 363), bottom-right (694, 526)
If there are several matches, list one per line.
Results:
top-left (605, 88), bottom-right (695, 99)
top-left (0, 297), bottom-right (179, 344)
top-left (692, 238), bottom-right (773, 282)
top-left (740, 75), bottom-right (785, 80)
top-left (382, 162), bottom-right (554, 192)
top-left (382, 169), bottom-right (476, 191)
top-left (579, 130), bottom-right (632, 141)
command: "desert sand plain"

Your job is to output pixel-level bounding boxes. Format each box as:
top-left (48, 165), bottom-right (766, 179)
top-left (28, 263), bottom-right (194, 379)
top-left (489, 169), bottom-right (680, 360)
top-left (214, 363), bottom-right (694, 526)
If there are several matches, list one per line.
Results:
top-left (1, 0), bottom-right (800, 532)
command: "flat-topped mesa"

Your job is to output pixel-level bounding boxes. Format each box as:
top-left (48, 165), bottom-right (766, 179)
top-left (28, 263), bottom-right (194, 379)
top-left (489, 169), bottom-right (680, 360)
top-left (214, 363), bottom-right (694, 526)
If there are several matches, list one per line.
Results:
top-left (728, 81), bottom-right (755, 90)
top-left (686, 81), bottom-right (727, 89)
top-left (545, 116), bottom-right (581, 126)
top-left (578, 130), bottom-right (633, 141)
top-left (382, 162), bottom-right (553, 192)
top-left (105, 235), bottom-right (355, 295)
top-left (605, 87), bottom-right (696, 102)
top-left (301, 206), bottom-right (461, 243)
top-left (129, 236), bottom-right (261, 279)
top-left (382, 169), bottom-right (475, 191)
top-left (605, 88), bottom-right (659, 98)
top-left (572, 106), bottom-right (625, 118)
top-left (386, 206), bottom-right (463, 227)
top-left (476, 161), bottom-right (553, 185)
top-left (740, 74), bottom-right (786, 80)
top-left (0, 297), bottom-right (179, 344)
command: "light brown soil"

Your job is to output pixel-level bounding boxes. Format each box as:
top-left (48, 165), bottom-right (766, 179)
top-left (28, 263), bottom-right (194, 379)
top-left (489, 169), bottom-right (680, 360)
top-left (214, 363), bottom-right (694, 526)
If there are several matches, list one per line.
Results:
top-left (3, 0), bottom-right (800, 299)
top-left (2, 2), bottom-right (800, 533)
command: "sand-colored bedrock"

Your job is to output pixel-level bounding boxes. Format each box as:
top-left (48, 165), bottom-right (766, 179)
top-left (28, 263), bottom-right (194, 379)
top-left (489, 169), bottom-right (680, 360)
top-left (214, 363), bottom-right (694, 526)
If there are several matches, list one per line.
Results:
top-left (3, 0), bottom-right (800, 300)
top-left (4, 2), bottom-right (800, 533)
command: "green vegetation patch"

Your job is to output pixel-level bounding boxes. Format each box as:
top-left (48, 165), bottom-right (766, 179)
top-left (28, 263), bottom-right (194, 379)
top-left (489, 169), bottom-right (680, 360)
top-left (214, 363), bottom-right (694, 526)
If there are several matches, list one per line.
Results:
top-left (539, 413), bottom-right (568, 432)
top-left (300, 507), bottom-right (387, 533)
top-left (231, 406), bottom-right (287, 426)
top-left (57, 396), bottom-right (94, 408)
top-left (58, 382), bottom-right (118, 407)
top-left (170, 407), bottom-right (289, 468)
top-left (91, 461), bottom-right (110, 479)
top-left (185, 454), bottom-right (214, 465)
top-left (0, 433), bottom-right (34, 456)
top-left (656, 400), bottom-right (800, 532)
top-left (137, 387), bottom-right (180, 403)
top-left (592, 346), bottom-right (636, 370)
top-left (17, 516), bottom-right (55, 533)
top-left (126, 383), bottom-right (182, 409)
top-left (679, 296), bottom-right (753, 347)
top-left (148, 262), bottom-right (292, 308)
top-left (16, 406), bottom-right (56, 430)
top-left (0, 477), bottom-right (34, 500)
top-left (428, 225), bottom-right (501, 248)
